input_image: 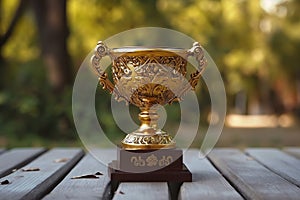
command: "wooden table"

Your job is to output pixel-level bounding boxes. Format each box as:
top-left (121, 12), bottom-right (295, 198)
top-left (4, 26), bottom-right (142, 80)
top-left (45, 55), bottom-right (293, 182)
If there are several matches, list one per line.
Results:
top-left (0, 147), bottom-right (300, 200)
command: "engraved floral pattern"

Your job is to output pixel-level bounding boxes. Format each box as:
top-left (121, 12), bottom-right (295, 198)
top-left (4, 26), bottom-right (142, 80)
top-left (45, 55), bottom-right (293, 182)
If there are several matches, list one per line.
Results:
top-left (112, 54), bottom-right (189, 108)
top-left (146, 154), bottom-right (158, 166)
top-left (130, 155), bottom-right (173, 167)
top-left (130, 156), bottom-right (145, 166)
top-left (159, 156), bottom-right (173, 166)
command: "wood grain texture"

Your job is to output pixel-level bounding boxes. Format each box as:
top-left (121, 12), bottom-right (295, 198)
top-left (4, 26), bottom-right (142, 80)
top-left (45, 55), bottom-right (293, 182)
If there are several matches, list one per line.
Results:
top-left (246, 148), bottom-right (300, 187)
top-left (43, 149), bottom-right (112, 200)
top-left (0, 148), bottom-right (46, 178)
top-left (0, 148), bottom-right (84, 200)
top-left (284, 147), bottom-right (300, 159)
top-left (113, 182), bottom-right (169, 200)
top-left (208, 148), bottom-right (300, 200)
top-left (179, 150), bottom-right (243, 200)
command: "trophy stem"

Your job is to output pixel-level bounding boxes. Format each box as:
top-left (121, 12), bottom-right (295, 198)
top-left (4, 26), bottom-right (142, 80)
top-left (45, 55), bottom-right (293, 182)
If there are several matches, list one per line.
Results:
top-left (121, 107), bottom-right (175, 150)
top-left (138, 108), bottom-right (159, 135)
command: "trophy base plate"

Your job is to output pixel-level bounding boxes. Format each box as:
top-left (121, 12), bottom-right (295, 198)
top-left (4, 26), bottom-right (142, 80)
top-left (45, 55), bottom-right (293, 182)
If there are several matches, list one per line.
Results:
top-left (108, 148), bottom-right (192, 182)
top-left (108, 161), bottom-right (192, 182)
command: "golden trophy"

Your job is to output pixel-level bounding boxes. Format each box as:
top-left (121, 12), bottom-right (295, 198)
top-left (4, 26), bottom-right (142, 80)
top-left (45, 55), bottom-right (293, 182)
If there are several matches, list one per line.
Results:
top-left (91, 41), bottom-right (206, 183)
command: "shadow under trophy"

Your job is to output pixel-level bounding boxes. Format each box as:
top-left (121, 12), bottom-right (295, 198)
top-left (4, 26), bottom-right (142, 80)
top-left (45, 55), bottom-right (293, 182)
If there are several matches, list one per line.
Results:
top-left (91, 41), bottom-right (206, 183)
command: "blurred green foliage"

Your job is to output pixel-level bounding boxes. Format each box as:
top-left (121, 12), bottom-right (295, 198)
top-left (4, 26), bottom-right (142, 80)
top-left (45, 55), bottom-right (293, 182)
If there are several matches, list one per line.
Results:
top-left (0, 0), bottom-right (299, 147)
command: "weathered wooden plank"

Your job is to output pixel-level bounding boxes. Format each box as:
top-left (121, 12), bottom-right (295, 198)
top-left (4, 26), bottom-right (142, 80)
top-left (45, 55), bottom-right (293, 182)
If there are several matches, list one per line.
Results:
top-left (113, 182), bottom-right (169, 200)
top-left (0, 148), bottom-right (46, 178)
top-left (208, 148), bottom-right (300, 200)
top-left (284, 147), bottom-right (300, 159)
top-left (179, 150), bottom-right (243, 200)
top-left (43, 149), bottom-right (112, 200)
top-left (246, 148), bottom-right (300, 187)
top-left (0, 148), bottom-right (84, 200)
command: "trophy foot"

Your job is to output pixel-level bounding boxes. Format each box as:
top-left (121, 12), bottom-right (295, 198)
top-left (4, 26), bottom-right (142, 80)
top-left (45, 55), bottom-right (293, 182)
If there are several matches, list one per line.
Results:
top-left (121, 132), bottom-right (175, 150)
top-left (121, 108), bottom-right (175, 150)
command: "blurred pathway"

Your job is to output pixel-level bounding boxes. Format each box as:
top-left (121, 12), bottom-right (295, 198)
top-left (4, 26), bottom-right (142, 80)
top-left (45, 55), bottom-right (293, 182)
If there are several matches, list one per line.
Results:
top-left (215, 126), bottom-right (300, 148)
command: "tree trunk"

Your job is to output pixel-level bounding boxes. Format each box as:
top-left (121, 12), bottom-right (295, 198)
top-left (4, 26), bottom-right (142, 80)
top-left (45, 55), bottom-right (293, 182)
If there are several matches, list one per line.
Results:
top-left (31, 0), bottom-right (73, 92)
top-left (0, 0), bottom-right (29, 86)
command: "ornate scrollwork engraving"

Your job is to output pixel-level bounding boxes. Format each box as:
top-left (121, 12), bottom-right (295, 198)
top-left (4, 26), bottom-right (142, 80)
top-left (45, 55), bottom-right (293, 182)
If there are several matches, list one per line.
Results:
top-left (112, 54), bottom-right (188, 108)
top-left (122, 133), bottom-right (174, 146)
top-left (187, 42), bottom-right (207, 89)
top-left (91, 41), bottom-right (115, 93)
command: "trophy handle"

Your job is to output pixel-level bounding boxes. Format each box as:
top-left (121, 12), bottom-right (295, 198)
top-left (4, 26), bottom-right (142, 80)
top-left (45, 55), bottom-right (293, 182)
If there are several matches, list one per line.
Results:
top-left (91, 41), bottom-right (115, 93)
top-left (187, 42), bottom-right (207, 89)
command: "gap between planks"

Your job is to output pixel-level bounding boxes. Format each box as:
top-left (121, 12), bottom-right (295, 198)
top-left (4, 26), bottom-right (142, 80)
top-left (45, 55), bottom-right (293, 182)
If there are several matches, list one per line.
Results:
top-left (0, 148), bottom-right (84, 200)
top-left (179, 149), bottom-right (243, 200)
top-left (246, 148), bottom-right (300, 187)
top-left (208, 148), bottom-right (300, 200)
top-left (43, 149), bottom-right (112, 200)
top-left (0, 148), bottom-right (46, 178)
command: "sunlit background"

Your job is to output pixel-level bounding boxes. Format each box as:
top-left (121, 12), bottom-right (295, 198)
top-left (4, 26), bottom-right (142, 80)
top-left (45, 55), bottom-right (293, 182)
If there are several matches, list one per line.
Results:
top-left (0, 0), bottom-right (299, 148)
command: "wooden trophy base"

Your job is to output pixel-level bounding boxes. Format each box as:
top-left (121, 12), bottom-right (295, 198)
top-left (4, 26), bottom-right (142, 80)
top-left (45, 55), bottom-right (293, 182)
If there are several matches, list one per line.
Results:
top-left (108, 148), bottom-right (192, 182)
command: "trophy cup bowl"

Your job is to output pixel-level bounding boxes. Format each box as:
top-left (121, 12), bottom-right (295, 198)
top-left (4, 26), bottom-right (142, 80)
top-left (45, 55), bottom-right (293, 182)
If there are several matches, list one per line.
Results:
top-left (91, 41), bottom-right (206, 150)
